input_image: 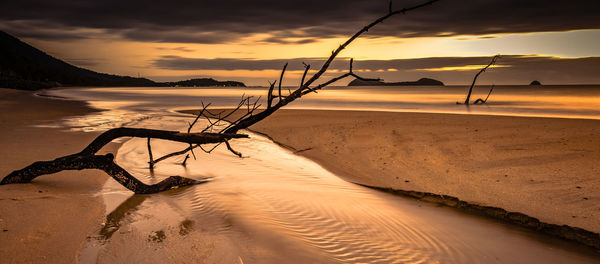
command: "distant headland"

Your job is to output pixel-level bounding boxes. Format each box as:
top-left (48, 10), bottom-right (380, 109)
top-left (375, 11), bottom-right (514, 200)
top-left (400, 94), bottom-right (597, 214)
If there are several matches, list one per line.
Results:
top-left (163, 78), bottom-right (245, 87)
top-left (0, 30), bottom-right (245, 90)
top-left (348, 77), bottom-right (444, 86)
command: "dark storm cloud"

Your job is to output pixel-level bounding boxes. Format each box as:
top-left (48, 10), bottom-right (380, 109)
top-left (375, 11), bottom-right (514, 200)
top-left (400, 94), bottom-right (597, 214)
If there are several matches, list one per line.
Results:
top-left (151, 55), bottom-right (600, 84)
top-left (116, 29), bottom-right (242, 44)
top-left (1, 0), bottom-right (599, 43)
top-left (0, 20), bottom-right (94, 40)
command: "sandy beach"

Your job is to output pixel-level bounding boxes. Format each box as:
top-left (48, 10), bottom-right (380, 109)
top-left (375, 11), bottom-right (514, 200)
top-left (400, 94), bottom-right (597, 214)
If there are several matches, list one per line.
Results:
top-left (1, 87), bottom-right (599, 263)
top-left (0, 88), bottom-right (114, 263)
top-left (237, 110), bottom-right (599, 235)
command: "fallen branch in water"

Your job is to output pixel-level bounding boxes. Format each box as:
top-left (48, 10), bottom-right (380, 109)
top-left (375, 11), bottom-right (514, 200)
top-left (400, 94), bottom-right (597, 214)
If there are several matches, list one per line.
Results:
top-left (1, 0), bottom-right (440, 193)
top-left (0, 128), bottom-right (246, 193)
top-left (151, 0), bottom-right (440, 165)
top-left (459, 55), bottom-right (500, 105)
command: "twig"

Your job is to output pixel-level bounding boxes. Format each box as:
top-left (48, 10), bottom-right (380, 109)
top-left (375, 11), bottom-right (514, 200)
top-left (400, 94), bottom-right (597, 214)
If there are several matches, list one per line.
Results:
top-left (224, 139), bottom-right (242, 157)
top-left (473, 85), bottom-right (495, 104)
top-left (188, 102), bottom-right (210, 133)
top-left (300, 62), bottom-right (310, 87)
top-left (181, 154), bottom-right (190, 166)
top-left (147, 137), bottom-right (154, 169)
top-left (278, 63), bottom-right (288, 101)
top-left (267, 81), bottom-right (276, 108)
top-left (224, 0), bottom-right (439, 134)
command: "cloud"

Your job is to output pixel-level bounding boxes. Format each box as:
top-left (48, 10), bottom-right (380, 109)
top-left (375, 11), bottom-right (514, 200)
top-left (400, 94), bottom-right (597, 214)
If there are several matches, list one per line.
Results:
top-left (0, 20), bottom-right (104, 41)
top-left (156, 46), bottom-right (196, 53)
top-left (150, 55), bottom-right (600, 84)
top-left (1, 0), bottom-right (599, 43)
top-left (63, 58), bottom-right (101, 67)
top-left (149, 55), bottom-right (528, 71)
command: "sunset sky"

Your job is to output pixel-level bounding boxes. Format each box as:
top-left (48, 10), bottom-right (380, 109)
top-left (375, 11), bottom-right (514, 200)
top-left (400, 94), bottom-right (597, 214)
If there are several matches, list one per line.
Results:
top-left (1, 0), bottom-right (599, 86)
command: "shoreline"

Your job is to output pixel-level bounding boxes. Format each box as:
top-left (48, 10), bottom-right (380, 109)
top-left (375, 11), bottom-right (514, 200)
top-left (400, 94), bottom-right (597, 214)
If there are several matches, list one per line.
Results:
top-left (0, 88), bottom-right (113, 263)
top-left (181, 108), bottom-right (600, 250)
top-left (362, 184), bottom-right (600, 249)
top-left (1, 85), bottom-right (598, 260)
top-left (253, 120), bottom-right (600, 250)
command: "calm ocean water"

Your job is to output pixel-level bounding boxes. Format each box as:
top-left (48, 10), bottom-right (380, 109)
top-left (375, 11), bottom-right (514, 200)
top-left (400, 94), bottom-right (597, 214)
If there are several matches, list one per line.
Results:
top-left (46, 85), bottom-right (600, 120)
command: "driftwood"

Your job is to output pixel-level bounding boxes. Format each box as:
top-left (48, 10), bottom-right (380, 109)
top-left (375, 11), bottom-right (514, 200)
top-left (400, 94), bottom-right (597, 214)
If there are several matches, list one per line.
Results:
top-left (1, 0), bottom-right (440, 193)
top-left (472, 85), bottom-right (494, 104)
top-left (151, 1), bottom-right (440, 165)
top-left (1, 128), bottom-right (246, 193)
top-left (460, 55), bottom-right (500, 105)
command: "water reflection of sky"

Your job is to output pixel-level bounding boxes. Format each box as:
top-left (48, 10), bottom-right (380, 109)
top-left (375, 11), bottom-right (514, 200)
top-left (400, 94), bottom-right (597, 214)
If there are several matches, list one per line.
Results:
top-left (46, 85), bottom-right (600, 122)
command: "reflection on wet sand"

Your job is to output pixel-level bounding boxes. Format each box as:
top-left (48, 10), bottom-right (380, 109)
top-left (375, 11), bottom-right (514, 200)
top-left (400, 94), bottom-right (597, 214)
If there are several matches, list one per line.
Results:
top-left (99, 194), bottom-right (148, 240)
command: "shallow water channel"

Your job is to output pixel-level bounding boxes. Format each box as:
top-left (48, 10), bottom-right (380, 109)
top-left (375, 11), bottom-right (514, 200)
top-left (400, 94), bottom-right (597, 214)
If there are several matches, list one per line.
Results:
top-left (63, 112), bottom-right (599, 264)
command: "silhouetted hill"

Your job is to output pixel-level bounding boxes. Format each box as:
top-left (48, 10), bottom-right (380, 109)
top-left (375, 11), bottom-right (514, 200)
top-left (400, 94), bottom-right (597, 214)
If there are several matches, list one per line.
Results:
top-left (0, 31), bottom-right (246, 90)
top-left (0, 30), bottom-right (158, 90)
top-left (165, 78), bottom-right (245, 87)
top-left (348, 77), bottom-right (444, 86)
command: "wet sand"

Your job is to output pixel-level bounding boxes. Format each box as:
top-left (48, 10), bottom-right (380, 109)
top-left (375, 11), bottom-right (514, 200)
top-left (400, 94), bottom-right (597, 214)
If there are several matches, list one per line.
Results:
top-left (0, 88), bottom-right (113, 263)
top-left (98, 113), bottom-right (600, 263)
top-left (181, 108), bottom-right (599, 237)
top-left (1, 87), bottom-right (599, 262)
top-left (242, 110), bottom-right (600, 235)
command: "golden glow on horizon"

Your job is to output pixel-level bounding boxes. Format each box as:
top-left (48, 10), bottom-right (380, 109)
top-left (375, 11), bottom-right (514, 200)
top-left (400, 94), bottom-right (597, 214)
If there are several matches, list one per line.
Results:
top-left (415, 64), bottom-right (511, 72)
top-left (23, 29), bottom-right (600, 85)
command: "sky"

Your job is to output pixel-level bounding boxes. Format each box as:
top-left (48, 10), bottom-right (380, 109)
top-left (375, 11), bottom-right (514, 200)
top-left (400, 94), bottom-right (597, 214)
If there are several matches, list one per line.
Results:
top-left (1, 0), bottom-right (600, 86)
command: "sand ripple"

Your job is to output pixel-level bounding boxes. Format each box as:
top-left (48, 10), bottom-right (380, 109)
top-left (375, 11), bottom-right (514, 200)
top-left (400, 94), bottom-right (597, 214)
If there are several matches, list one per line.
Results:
top-left (74, 116), bottom-right (600, 263)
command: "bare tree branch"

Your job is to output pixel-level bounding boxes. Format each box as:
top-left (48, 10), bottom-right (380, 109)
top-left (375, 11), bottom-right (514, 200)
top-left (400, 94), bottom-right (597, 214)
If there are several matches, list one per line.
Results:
top-left (278, 62), bottom-right (288, 101)
top-left (147, 137), bottom-right (155, 169)
top-left (152, 95), bottom-right (261, 164)
top-left (1, 0), bottom-right (440, 193)
top-left (1, 128), bottom-right (246, 193)
top-left (198, 142), bottom-right (222, 154)
top-left (300, 62), bottom-right (310, 87)
top-left (188, 102), bottom-right (210, 133)
top-left (461, 55), bottom-right (500, 105)
top-left (223, 0), bottom-right (439, 134)
top-left (0, 153), bottom-right (204, 194)
top-left (181, 154), bottom-right (190, 166)
top-left (300, 0), bottom-right (440, 91)
top-left (473, 85), bottom-right (495, 105)
top-left (224, 139), bottom-right (242, 158)
top-left (267, 81), bottom-right (276, 108)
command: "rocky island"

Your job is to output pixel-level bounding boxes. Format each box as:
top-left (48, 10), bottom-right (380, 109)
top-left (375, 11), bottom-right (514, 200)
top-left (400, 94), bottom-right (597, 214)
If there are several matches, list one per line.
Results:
top-left (529, 80), bottom-right (542, 85)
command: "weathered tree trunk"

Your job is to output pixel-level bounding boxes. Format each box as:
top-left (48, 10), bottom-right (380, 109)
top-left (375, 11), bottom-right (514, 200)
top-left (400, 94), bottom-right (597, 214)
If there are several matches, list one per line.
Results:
top-left (1, 127), bottom-right (247, 193)
top-left (2, 0), bottom-right (440, 193)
